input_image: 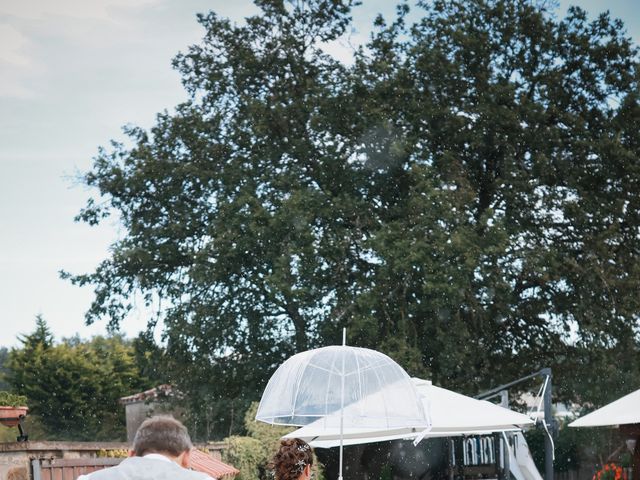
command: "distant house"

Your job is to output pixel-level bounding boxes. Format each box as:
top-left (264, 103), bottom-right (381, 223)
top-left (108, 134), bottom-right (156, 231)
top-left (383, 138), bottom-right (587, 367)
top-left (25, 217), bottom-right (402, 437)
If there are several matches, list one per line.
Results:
top-left (0, 384), bottom-right (238, 480)
top-left (119, 384), bottom-right (180, 442)
top-left (118, 385), bottom-right (239, 480)
top-left (516, 392), bottom-right (577, 422)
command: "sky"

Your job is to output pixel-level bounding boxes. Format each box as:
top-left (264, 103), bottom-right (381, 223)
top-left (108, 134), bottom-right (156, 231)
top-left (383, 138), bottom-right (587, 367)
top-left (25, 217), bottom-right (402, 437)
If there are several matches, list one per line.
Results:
top-left (0, 0), bottom-right (638, 348)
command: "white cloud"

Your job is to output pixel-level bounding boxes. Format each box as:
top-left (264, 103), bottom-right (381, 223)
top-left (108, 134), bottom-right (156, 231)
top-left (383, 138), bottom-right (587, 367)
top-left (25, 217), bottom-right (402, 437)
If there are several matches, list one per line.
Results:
top-left (0, 24), bottom-right (30, 66)
top-left (0, 24), bottom-right (39, 97)
top-left (0, 0), bottom-right (159, 22)
top-left (0, 0), bottom-right (168, 98)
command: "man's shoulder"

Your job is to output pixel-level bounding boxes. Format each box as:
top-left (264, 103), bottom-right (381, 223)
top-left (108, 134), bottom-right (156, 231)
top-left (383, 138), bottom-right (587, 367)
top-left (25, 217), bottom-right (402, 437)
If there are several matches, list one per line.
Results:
top-left (76, 457), bottom-right (215, 480)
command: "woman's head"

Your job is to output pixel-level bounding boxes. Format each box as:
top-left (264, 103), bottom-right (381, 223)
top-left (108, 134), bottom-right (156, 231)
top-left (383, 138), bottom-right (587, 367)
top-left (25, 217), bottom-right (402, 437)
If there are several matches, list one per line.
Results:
top-left (269, 438), bottom-right (314, 480)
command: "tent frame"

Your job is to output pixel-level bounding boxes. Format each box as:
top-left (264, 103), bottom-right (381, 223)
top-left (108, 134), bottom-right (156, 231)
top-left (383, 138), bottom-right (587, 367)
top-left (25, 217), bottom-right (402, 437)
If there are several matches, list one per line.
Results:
top-left (476, 368), bottom-right (554, 480)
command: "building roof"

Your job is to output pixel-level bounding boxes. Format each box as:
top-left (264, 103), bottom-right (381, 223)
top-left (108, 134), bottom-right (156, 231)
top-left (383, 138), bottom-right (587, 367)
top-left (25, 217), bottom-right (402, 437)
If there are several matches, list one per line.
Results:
top-left (190, 449), bottom-right (239, 480)
top-left (119, 384), bottom-right (174, 405)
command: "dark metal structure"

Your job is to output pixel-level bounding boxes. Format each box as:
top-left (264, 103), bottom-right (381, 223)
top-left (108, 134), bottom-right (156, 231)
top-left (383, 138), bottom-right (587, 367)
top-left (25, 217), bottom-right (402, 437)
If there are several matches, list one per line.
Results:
top-left (475, 368), bottom-right (555, 480)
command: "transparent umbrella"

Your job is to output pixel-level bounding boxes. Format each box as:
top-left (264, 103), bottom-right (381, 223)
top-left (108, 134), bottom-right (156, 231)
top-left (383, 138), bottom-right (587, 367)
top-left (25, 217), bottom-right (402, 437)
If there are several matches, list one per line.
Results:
top-left (256, 333), bottom-right (430, 480)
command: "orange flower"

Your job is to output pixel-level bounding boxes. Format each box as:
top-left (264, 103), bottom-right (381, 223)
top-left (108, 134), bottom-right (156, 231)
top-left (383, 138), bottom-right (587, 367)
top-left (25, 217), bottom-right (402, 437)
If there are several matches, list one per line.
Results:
top-left (594, 463), bottom-right (625, 480)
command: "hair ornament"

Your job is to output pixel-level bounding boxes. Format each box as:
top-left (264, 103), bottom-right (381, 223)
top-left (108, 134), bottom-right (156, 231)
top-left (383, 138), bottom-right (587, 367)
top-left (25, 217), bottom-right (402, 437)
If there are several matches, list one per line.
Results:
top-left (297, 444), bottom-right (310, 452)
top-left (294, 460), bottom-right (306, 474)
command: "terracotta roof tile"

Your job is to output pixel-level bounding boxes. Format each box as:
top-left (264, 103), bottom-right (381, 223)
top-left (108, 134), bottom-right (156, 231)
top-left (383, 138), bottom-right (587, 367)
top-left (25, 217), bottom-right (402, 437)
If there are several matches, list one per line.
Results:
top-left (189, 449), bottom-right (239, 480)
top-left (119, 384), bottom-right (174, 405)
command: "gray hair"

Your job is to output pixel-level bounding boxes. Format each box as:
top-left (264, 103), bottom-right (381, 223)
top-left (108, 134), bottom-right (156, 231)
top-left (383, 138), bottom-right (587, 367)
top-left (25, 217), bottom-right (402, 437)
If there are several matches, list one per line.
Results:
top-left (132, 415), bottom-right (193, 457)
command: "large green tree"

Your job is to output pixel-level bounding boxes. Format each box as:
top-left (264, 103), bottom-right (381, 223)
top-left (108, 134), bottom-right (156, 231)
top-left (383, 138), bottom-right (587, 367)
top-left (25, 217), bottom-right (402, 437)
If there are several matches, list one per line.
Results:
top-left (67, 0), bottom-right (640, 437)
top-left (343, 0), bottom-right (640, 396)
top-left (67, 0), bottom-right (371, 437)
top-left (7, 318), bottom-right (154, 440)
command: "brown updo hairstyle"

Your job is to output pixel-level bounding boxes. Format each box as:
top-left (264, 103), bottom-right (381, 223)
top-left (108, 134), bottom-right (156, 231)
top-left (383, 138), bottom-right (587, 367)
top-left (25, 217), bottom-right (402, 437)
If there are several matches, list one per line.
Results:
top-left (268, 438), bottom-right (314, 480)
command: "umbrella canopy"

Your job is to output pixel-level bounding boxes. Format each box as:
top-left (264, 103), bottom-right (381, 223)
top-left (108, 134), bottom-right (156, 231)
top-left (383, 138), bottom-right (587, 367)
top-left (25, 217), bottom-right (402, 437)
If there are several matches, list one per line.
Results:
top-left (284, 378), bottom-right (534, 447)
top-left (569, 388), bottom-right (640, 427)
top-left (256, 344), bottom-right (430, 480)
top-left (256, 345), bottom-right (429, 429)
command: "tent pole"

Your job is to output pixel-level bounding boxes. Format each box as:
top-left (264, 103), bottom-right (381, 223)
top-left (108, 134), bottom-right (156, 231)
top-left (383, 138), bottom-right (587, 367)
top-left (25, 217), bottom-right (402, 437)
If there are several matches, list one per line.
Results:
top-left (476, 368), bottom-right (555, 480)
top-left (339, 328), bottom-right (346, 480)
top-left (542, 368), bottom-right (554, 480)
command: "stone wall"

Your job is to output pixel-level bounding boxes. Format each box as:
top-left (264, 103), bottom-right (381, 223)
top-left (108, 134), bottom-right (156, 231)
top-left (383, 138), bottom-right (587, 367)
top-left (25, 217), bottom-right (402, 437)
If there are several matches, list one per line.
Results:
top-left (0, 441), bottom-right (127, 480)
top-left (0, 441), bottom-right (227, 480)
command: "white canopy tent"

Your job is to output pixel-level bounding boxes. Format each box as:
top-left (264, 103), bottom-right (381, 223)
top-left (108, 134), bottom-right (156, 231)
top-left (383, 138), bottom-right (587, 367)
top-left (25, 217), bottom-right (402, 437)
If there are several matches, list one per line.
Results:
top-left (569, 388), bottom-right (640, 427)
top-left (284, 378), bottom-right (534, 447)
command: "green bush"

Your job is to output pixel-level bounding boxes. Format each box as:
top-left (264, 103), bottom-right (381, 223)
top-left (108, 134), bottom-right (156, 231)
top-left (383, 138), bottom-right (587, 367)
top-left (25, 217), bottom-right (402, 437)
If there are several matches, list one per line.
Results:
top-left (525, 425), bottom-right (580, 473)
top-left (243, 403), bottom-right (295, 453)
top-left (222, 402), bottom-right (324, 480)
top-left (0, 424), bottom-right (17, 442)
top-left (0, 391), bottom-right (27, 407)
top-left (525, 420), bottom-right (625, 475)
top-left (224, 436), bottom-right (267, 480)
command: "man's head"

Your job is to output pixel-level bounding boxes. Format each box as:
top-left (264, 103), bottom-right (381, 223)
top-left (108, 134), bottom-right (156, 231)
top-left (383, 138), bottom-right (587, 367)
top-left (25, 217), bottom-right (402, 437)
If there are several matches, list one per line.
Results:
top-left (132, 415), bottom-right (193, 463)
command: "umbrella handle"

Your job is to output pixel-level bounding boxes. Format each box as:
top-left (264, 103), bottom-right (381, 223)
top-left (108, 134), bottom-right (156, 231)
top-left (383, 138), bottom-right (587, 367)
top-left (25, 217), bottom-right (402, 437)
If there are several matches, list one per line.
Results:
top-left (339, 327), bottom-right (346, 480)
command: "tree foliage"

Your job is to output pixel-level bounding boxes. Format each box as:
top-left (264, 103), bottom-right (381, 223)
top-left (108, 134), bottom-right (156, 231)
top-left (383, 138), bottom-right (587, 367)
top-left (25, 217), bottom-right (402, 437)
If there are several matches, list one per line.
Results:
top-left (67, 0), bottom-right (640, 437)
top-left (0, 346), bottom-right (10, 391)
top-left (222, 402), bottom-right (321, 480)
top-left (6, 317), bottom-right (154, 440)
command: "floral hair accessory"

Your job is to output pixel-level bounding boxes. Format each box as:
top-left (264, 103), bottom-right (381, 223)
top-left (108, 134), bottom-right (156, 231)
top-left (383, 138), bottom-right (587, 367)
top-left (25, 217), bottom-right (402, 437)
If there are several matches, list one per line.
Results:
top-left (294, 460), bottom-right (306, 474)
top-left (297, 444), bottom-right (310, 452)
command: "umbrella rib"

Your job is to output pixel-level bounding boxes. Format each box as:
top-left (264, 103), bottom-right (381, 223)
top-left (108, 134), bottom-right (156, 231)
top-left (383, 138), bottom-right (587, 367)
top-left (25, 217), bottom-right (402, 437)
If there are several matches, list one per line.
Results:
top-left (369, 360), bottom-right (391, 428)
top-left (341, 358), bottom-right (393, 377)
top-left (290, 355), bottom-right (312, 421)
top-left (308, 363), bottom-right (343, 376)
top-left (354, 350), bottom-right (363, 418)
top-left (323, 349), bottom-right (340, 418)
